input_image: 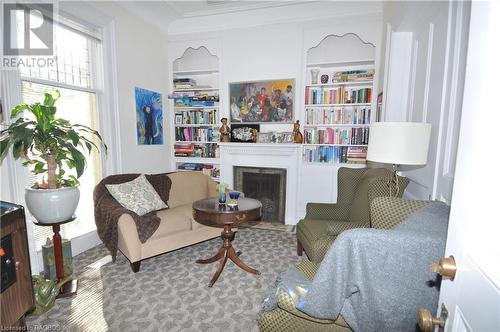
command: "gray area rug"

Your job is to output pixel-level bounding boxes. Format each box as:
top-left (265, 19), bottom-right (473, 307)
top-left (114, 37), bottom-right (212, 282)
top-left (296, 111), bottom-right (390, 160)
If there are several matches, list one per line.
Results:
top-left (26, 228), bottom-right (302, 331)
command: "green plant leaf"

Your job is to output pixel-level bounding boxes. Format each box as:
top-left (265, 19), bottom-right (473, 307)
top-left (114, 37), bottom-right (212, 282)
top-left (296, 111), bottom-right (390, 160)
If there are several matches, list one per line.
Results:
top-left (68, 147), bottom-right (85, 178)
top-left (0, 139), bottom-right (11, 158)
top-left (33, 161), bottom-right (46, 174)
top-left (43, 91), bottom-right (60, 107)
top-left (65, 159), bottom-right (75, 169)
top-left (84, 141), bottom-right (92, 153)
top-left (11, 104), bottom-right (30, 118)
top-left (41, 105), bottom-right (57, 116)
top-left (62, 175), bottom-right (79, 187)
top-left (67, 129), bottom-right (79, 146)
top-left (12, 140), bottom-right (23, 159)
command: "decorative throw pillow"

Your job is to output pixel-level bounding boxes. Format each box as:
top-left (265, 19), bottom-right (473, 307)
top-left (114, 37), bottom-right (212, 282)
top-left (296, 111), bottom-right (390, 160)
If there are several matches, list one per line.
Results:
top-left (106, 174), bottom-right (168, 216)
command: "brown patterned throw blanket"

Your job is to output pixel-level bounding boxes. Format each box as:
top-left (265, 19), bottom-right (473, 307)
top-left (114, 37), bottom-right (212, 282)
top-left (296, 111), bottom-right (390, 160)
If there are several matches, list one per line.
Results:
top-left (93, 173), bottom-right (172, 261)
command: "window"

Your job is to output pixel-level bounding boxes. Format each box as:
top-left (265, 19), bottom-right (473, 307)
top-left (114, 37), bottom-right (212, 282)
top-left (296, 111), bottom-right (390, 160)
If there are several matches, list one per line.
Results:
top-left (20, 18), bottom-right (103, 247)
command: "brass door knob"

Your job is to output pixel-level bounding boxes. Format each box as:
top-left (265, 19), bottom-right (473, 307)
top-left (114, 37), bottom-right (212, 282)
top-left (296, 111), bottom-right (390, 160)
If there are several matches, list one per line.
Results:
top-left (430, 256), bottom-right (456, 280)
top-left (418, 308), bottom-right (445, 332)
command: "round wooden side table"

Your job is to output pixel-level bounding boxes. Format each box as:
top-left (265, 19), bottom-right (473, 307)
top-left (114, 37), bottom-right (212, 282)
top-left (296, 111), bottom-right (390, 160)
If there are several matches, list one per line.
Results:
top-left (33, 217), bottom-right (78, 298)
top-left (192, 197), bottom-right (262, 287)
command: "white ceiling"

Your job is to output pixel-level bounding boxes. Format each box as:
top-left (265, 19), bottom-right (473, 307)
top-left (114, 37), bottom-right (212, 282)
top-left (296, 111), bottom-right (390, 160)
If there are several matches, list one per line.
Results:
top-left (167, 1), bottom-right (312, 18)
top-left (117, 1), bottom-right (381, 35)
top-left (117, 1), bottom-right (316, 33)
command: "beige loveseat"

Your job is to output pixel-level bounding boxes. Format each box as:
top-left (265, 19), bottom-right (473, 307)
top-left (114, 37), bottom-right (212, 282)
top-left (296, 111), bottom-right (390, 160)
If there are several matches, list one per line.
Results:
top-left (95, 171), bottom-right (222, 272)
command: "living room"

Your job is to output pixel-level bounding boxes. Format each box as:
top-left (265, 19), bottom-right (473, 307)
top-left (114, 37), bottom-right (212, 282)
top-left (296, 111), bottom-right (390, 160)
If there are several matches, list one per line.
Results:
top-left (0, 1), bottom-right (498, 331)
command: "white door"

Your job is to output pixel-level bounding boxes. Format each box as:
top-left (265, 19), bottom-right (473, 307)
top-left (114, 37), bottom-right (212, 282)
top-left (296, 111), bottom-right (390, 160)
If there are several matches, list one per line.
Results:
top-left (435, 1), bottom-right (500, 331)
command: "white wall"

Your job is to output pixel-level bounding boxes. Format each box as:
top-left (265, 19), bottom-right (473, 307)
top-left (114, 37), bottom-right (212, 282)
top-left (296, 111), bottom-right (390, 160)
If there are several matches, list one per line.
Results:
top-left (380, 1), bottom-right (469, 202)
top-left (86, 2), bottom-right (171, 174)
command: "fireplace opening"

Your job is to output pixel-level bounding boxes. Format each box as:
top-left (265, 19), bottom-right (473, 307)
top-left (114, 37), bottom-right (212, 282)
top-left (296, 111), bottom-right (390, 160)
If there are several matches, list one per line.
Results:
top-left (233, 166), bottom-right (286, 223)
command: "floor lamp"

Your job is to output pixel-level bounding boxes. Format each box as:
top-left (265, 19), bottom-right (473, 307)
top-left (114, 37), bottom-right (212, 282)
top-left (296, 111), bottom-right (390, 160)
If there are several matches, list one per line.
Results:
top-left (366, 122), bottom-right (432, 196)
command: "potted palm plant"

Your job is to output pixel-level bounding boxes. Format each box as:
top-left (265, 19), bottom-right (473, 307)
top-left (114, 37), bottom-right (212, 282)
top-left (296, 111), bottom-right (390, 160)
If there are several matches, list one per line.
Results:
top-left (0, 90), bottom-right (106, 223)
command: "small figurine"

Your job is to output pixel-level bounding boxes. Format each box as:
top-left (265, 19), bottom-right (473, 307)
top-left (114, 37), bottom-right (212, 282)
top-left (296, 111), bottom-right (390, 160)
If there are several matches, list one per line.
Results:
top-left (219, 118), bottom-right (231, 142)
top-left (293, 120), bottom-right (303, 144)
top-left (251, 128), bottom-right (258, 143)
top-left (321, 74), bottom-right (329, 84)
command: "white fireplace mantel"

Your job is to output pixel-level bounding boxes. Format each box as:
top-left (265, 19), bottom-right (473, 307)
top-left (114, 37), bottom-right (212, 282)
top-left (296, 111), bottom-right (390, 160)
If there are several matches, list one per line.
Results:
top-left (219, 143), bottom-right (302, 225)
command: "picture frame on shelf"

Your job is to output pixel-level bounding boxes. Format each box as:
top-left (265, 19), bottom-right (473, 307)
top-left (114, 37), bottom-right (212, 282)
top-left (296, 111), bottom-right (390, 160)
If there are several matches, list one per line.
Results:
top-left (229, 79), bottom-right (295, 123)
top-left (231, 124), bottom-right (259, 143)
top-left (279, 132), bottom-right (294, 143)
top-left (175, 114), bottom-right (183, 125)
top-left (256, 132), bottom-right (273, 143)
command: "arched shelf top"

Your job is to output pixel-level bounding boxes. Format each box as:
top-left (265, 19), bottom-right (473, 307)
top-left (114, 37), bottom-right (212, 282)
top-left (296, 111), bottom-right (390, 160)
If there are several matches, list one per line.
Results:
top-left (307, 33), bottom-right (375, 67)
top-left (173, 46), bottom-right (219, 74)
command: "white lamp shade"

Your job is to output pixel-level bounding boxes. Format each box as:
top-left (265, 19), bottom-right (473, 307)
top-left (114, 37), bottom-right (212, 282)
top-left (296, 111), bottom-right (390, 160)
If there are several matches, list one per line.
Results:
top-left (367, 122), bottom-right (432, 165)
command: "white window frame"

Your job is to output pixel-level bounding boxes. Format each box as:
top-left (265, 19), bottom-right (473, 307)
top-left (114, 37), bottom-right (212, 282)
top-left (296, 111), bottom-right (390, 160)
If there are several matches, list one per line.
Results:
top-left (1, 5), bottom-right (122, 274)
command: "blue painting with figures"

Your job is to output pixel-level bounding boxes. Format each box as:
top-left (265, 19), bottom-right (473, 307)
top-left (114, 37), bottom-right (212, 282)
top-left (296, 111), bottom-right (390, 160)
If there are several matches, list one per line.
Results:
top-left (135, 87), bottom-right (163, 145)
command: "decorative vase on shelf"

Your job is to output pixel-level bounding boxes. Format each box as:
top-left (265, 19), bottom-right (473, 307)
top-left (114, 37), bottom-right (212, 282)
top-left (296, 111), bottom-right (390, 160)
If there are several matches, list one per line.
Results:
top-left (321, 74), bottom-right (329, 84)
top-left (310, 68), bottom-right (320, 84)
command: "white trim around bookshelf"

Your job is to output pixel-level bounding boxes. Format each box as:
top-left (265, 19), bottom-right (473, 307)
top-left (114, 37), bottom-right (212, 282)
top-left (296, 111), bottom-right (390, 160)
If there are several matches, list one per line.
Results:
top-left (306, 81), bottom-right (373, 88)
top-left (173, 68), bottom-right (219, 75)
top-left (173, 87), bottom-right (219, 92)
top-left (175, 141), bottom-right (218, 144)
top-left (174, 157), bottom-right (220, 163)
top-left (174, 106), bottom-right (219, 110)
top-left (305, 103), bottom-right (371, 107)
top-left (174, 124), bottom-right (218, 127)
top-left (303, 143), bottom-right (368, 147)
top-left (303, 124), bottom-right (370, 128)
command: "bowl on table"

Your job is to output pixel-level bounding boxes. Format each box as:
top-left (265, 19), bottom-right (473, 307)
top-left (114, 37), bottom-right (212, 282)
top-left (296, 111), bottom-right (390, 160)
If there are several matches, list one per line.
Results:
top-left (227, 192), bottom-right (240, 207)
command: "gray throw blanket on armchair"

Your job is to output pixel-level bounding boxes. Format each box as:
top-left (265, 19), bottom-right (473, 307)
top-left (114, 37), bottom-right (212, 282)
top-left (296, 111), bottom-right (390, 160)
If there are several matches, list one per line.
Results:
top-left (263, 203), bottom-right (450, 332)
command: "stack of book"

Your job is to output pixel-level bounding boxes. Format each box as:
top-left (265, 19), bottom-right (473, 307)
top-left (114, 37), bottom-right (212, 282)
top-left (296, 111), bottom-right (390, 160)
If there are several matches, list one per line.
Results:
top-left (332, 69), bottom-right (375, 83)
top-left (304, 127), bottom-right (369, 145)
top-left (174, 143), bottom-right (194, 156)
top-left (173, 78), bottom-right (196, 89)
top-left (176, 163), bottom-right (220, 179)
top-left (177, 109), bottom-right (217, 125)
top-left (303, 146), bottom-right (367, 164)
top-left (170, 91), bottom-right (220, 107)
top-left (175, 127), bottom-right (218, 142)
top-left (305, 106), bottom-right (371, 125)
top-left (305, 86), bottom-right (371, 105)
top-left (346, 146), bottom-right (368, 163)
top-left (174, 143), bottom-right (218, 158)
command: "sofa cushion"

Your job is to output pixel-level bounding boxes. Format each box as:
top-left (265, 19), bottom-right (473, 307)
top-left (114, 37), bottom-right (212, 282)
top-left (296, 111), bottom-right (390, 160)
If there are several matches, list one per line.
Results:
top-left (174, 203), bottom-right (218, 230)
top-left (167, 172), bottom-right (209, 209)
top-left (105, 174), bottom-right (168, 216)
top-left (149, 208), bottom-right (192, 240)
top-left (297, 219), bottom-right (337, 263)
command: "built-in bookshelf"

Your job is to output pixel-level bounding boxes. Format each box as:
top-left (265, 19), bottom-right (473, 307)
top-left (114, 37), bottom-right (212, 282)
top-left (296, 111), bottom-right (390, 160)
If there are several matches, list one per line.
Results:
top-left (303, 66), bottom-right (376, 165)
top-left (169, 47), bottom-right (220, 181)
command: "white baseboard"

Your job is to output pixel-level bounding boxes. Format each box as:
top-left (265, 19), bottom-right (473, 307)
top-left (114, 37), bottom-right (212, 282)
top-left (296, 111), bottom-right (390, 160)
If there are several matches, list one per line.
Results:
top-left (70, 230), bottom-right (103, 256)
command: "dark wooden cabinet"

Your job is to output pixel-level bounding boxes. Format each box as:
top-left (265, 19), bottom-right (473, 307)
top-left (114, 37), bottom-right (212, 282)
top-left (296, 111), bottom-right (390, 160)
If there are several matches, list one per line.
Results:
top-left (1, 201), bottom-right (34, 327)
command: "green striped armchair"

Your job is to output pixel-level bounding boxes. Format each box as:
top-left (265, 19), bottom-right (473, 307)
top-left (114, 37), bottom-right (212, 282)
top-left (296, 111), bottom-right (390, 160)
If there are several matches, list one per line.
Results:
top-left (259, 197), bottom-right (438, 332)
top-left (296, 167), bottom-right (409, 263)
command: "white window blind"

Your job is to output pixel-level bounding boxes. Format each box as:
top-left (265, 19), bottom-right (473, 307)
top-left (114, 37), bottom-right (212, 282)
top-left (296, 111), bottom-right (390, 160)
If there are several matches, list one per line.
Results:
top-left (20, 18), bottom-right (103, 248)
